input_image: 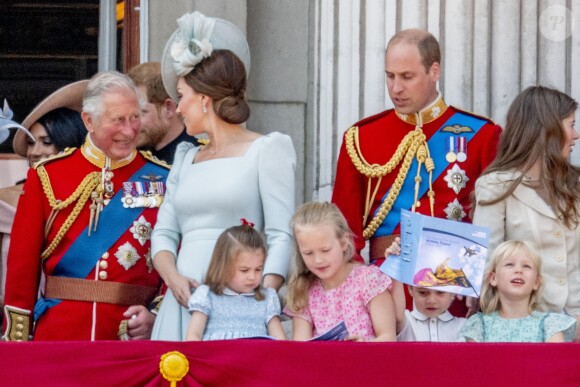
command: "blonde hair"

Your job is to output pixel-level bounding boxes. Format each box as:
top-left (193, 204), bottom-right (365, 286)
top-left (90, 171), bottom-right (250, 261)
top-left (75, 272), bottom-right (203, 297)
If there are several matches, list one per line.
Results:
top-left (285, 202), bottom-right (355, 312)
top-left (204, 224), bottom-right (267, 301)
top-left (480, 240), bottom-right (544, 314)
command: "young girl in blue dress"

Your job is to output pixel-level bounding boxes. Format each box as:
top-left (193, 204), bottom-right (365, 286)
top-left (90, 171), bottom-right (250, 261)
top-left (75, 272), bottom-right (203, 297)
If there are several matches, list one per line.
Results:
top-left (185, 221), bottom-right (286, 340)
top-left (461, 240), bottom-right (576, 342)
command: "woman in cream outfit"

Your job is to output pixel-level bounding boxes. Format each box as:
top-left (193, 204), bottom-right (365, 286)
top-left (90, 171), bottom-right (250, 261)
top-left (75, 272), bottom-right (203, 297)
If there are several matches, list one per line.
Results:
top-left (473, 86), bottom-right (580, 340)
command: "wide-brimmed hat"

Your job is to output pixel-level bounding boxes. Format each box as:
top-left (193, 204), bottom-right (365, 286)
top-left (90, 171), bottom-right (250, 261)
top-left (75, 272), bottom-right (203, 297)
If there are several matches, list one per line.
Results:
top-left (161, 11), bottom-right (251, 102)
top-left (0, 99), bottom-right (32, 145)
top-left (13, 80), bottom-right (88, 157)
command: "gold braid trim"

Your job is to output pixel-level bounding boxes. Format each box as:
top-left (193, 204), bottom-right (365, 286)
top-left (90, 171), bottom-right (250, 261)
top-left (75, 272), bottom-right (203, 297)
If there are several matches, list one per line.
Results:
top-left (346, 126), bottom-right (422, 178)
top-left (139, 150), bottom-right (171, 169)
top-left (37, 166), bottom-right (101, 259)
top-left (344, 126), bottom-right (434, 239)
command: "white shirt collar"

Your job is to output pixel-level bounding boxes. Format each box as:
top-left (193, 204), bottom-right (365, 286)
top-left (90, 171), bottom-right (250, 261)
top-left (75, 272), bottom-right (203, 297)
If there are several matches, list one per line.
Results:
top-left (223, 287), bottom-right (255, 296)
top-left (410, 308), bottom-right (455, 322)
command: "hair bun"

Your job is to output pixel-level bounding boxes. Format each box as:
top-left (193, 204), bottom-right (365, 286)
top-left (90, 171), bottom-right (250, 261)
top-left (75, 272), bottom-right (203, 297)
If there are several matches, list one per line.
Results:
top-left (215, 95), bottom-right (250, 124)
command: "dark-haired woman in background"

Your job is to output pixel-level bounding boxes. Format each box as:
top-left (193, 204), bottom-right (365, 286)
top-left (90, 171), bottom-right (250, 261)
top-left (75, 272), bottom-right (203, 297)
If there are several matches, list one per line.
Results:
top-left (151, 12), bottom-right (296, 341)
top-left (17, 108), bottom-right (86, 166)
top-left (0, 82), bottom-right (88, 322)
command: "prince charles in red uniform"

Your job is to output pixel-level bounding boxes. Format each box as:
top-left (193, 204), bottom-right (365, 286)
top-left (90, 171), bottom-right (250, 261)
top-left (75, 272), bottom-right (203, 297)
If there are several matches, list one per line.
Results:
top-left (3, 72), bottom-right (169, 341)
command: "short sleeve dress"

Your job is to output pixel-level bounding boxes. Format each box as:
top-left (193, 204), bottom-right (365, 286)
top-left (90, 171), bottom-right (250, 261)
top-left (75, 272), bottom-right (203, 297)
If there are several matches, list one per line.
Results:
top-left (188, 285), bottom-right (281, 340)
top-left (151, 133), bottom-right (296, 341)
top-left (284, 264), bottom-right (392, 340)
top-left (460, 311), bottom-right (576, 342)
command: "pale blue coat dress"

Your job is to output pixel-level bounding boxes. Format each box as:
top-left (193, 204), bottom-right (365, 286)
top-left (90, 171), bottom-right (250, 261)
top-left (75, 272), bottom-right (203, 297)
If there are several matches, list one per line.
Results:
top-left (151, 133), bottom-right (296, 341)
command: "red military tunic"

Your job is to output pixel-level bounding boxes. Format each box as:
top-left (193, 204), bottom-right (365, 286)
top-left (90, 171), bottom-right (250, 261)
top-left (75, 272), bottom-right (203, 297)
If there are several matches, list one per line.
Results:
top-left (3, 138), bottom-right (168, 341)
top-left (332, 95), bottom-right (501, 263)
top-left (332, 96), bottom-right (501, 316)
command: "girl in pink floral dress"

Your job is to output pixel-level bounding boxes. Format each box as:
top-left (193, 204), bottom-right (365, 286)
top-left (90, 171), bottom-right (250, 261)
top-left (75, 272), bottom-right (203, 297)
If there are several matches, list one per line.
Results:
top-left (284, 202), bottom-right (397, 341)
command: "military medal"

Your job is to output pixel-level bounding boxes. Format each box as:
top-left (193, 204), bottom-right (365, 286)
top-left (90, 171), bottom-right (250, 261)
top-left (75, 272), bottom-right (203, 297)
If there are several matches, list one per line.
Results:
top-left (456, 137), bottom-right (467, 162)
top-left (122, 180), bottom-right (165, 208)
top-left (130, 215), bottom-right (152, 246)
top-left (444, 198), bottom-right (466, 221)
top-left (444, 164), bottom-right (469, 194)
top-left (445, 137), bottom-right (457, 163)
top-left (115, 242), bottom-right (141, 270)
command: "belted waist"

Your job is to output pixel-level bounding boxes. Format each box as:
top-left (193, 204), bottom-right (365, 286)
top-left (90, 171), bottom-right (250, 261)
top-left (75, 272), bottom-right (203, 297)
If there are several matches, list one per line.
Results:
top-left (45, 276), bottom-right (157, 306)
top-left (369, 234), bottom-right (400, 261)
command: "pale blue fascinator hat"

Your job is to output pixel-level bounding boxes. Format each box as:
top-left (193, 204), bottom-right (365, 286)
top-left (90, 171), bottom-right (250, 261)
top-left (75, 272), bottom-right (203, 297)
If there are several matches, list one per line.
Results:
top-left (0, 99), bottom-right (33, 146)
top-left (161, 11), bottom-right (251, 102)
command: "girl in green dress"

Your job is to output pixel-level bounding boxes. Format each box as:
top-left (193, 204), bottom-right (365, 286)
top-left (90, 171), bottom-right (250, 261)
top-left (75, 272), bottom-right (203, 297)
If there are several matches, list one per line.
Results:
top-left (461, 240), bottom-right (575, 342)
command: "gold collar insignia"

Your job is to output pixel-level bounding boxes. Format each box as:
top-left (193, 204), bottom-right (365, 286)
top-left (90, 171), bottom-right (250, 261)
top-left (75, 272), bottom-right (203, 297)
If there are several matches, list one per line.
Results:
top-left (395, 93), bottom-right (448, 127)
top-left (81, 135), bottom-right (136, 169)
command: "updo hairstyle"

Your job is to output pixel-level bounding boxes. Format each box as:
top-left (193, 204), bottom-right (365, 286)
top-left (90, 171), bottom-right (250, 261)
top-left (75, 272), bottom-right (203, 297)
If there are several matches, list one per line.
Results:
top-left (183, 49), bottom-right (250, 124)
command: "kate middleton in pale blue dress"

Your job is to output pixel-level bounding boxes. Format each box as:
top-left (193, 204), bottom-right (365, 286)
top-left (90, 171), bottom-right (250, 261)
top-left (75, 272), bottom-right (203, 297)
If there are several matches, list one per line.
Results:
top-left (151, 133), bottom-right (295, 340)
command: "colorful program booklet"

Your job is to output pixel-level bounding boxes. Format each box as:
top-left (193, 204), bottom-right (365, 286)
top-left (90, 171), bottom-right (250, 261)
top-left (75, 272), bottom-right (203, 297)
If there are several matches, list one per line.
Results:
top-left (380, 209), bottom-right (490, 297)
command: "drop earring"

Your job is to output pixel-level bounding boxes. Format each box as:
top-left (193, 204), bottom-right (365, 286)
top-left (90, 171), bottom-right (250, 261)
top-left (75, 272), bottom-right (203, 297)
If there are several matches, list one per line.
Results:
top-left (202, 105), bottom-right (207, 113)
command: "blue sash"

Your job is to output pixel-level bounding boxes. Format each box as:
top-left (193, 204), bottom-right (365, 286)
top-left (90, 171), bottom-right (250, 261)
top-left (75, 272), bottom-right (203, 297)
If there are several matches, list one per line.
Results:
top-left (34, 161), bottom-right (168, 319)
top-left (373, 112), bottom-right (487, 237)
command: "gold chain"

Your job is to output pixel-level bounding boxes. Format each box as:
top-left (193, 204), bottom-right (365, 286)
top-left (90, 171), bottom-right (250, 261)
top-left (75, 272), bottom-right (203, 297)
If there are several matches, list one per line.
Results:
top-left (344, 126), bottom-right (434, 239)
top-left (37, 166), bottom-right (101, 259)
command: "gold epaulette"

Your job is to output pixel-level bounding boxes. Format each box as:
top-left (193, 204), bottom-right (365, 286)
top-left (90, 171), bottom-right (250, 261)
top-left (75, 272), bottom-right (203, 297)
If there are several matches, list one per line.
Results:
top-left (32, 147), bottom-right (77, 169)
top-left (139, 150), bottom-right (171, 169)
top-left (197, 138), bottom-right (209, 146)
top-left (2, 305), bottom-right (31, 341)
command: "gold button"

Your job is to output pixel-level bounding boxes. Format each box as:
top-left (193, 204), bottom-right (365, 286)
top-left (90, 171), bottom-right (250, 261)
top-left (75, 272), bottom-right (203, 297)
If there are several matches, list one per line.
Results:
top-left (16, 332), bottom-right (22, 338)
top-left (17, 316), bottom-right (23, 322)
top-left (99, 260), bottom-right (109, 269)
top-left (555, 256), bottom-right (564, 262)
top-left (102, 252), bottom-right (109, 259)
top-left (99, 271), bottom-right (108, 280)
top-left (16, 324), bottom-right (23, 330)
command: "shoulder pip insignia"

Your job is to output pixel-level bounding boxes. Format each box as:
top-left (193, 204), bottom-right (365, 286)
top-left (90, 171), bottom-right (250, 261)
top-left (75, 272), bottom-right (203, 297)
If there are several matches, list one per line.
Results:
top-left (441, 124), bottom-right (474, 134)
top-left (33, 147), bottom-right (77, 169)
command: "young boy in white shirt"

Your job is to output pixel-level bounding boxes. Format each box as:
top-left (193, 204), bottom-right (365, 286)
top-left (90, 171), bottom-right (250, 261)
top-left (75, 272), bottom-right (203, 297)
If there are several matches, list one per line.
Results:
top-left (386, 237), bottom-right (465, 342)
top-left (396, 286), bottom-right (465, 342)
